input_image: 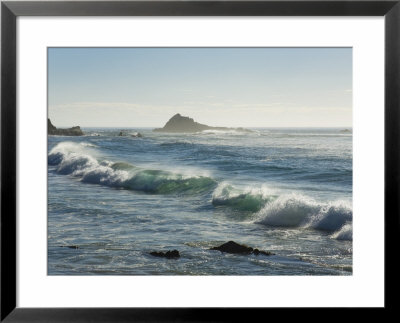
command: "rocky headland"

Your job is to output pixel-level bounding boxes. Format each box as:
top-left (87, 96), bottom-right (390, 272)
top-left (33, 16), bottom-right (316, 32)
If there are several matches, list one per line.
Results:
top-left (48, 119), bottom-right (84, 136)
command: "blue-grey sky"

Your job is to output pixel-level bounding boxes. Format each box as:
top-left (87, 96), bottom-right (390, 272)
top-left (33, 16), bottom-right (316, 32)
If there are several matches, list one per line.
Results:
top-left (48, 48), bottom-right (352, 127)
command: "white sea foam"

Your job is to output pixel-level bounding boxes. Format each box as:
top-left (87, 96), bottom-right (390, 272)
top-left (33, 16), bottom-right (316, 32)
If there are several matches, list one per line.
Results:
top-left (79, 142), bottom-right (98, 147)
top-left (49, 142), bottom-right (353, 239)
top-left (331, 223), bottom-right (353, 240)
top-left (255, 194), bottom-right (352, 237)
top-left (48, 142), bottom-right (216, 194)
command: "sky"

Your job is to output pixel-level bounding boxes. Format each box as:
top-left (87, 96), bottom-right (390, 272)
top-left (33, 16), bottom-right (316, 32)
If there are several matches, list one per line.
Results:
top-left (48, 47), bottom-right (352, 128)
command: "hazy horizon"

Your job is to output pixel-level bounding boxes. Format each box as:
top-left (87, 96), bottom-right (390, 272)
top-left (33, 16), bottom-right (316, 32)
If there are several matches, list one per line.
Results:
top-left (48, 48), bottom-right (352, 128)
top-left (48, 113), bottom-right (353, 129)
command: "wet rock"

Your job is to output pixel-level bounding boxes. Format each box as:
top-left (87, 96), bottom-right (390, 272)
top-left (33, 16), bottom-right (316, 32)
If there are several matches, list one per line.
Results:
top-left (150, 250), bottom-right (180, 259)
top-left (210, 241), bottom-right (253, 254)
top-left (59, 245), bottom-right (79, 249)
top-left (252, 248), bottom-right (274, 256)
top-left (210, 241), bottom-right (274, 256)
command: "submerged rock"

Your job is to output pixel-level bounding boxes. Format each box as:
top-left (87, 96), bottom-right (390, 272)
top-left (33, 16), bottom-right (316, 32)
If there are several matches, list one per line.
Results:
top-left (48, 119), bottom-right (84, 136)
top-left (252, 249), bottom-right (274, 256)
top-left (153, 113), bottom-right (251, 133)
top-left (59, 245), bottom-right (79, 249)
top-left (210, 241), bottom-right (253, 254)
top-left (150, 250), bottom-right (180, 259)
top-left (210, 241), bottom-right (274, 256)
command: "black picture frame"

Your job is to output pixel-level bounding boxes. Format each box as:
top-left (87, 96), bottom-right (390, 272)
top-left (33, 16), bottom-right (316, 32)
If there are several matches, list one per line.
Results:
top-left (1, 0), bottom-right (399, 321)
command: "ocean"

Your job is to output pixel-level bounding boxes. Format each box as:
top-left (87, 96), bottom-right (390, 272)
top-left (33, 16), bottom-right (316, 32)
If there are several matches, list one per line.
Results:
top-left (48, 128), bottom-right (352, 275)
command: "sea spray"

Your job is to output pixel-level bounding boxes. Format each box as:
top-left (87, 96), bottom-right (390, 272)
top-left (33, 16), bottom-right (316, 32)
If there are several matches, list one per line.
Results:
top-left (255, 194), bottom-right (353, 238)
top-left (48, 142), bottom-right (217, 195)
top-left (211, 182), bottom-right (276, 212)
top-left (331, 223), bottom-right (353, 241)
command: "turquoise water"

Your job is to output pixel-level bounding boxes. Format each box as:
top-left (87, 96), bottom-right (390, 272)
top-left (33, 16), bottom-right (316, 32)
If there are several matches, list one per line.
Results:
top-left (48, 128), bottom-right (352, 275)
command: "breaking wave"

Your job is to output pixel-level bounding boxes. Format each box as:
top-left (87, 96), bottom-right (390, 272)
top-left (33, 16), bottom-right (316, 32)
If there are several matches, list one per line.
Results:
top-left (255, 194), bottom-right (352, 239)
top-left (211, 182), bottom-right (275, 212)
top-left (49, 142), bottom-right (352, 240)
top-left (48, 142), bottom-right (217, 195)
top-left (331, 223), bottom-right (352, 241)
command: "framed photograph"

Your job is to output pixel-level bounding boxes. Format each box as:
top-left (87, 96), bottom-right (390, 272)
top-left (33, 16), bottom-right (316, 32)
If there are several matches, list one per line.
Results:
top-left (1, 0), bottom-right (398, 320)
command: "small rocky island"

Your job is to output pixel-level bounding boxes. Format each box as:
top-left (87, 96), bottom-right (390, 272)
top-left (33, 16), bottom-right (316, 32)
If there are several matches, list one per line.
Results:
top-left (48, 119), bottom-right (84, 136)
top-left (153, 113), bottom-right (251, 133)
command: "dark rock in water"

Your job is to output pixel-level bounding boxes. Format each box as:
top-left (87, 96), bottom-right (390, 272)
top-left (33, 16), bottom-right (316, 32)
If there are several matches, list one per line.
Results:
top-left (210, 241), bottom-right (253, 254)
top-left (48, 119), bottom-right (84, 136)
top-left (150, 250), bottom-right (180, 259)
top-left (59, 245), bottom-right (79, 249)
top-left (252, 248), bottom-right (274, 256)
top-left (119, 130), bottom-right (143, 138)
top-left (210, 241), bottom-right (274, 256)
top-left (153, 113), bottom-right (252, 133)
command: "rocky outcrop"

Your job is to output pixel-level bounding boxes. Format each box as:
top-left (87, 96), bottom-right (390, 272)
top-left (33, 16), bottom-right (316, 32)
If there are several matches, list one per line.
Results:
top-left (48, 119), bottom-right (84, 136)
top-left (154, 114), bottom-right (210, 133)
top-left (118, 130), bottom-right (143, 138)
top-left (154, 113), bottom-right (252, 133)
top-left (210, 241), bottom-right (274, 256)
top-left (150, 250), bottom-right (180, 259)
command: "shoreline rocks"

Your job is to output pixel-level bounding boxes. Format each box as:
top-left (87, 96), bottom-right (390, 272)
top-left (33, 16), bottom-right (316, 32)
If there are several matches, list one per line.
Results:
top-left (48, 119), bottom-right (84, 136)
top-left (210, 241), bottom-right (274, 256)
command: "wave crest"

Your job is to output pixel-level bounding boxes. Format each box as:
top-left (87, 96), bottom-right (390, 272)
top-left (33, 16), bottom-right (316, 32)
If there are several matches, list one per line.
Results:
top-left (331, 223), bottom-right (352, 240)
top-left (212, 183), bottom-right (274, 212)
top-left (256, 194), bottom-right (352, 238)
top-left (48, 142), bottom-right (216, 195)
